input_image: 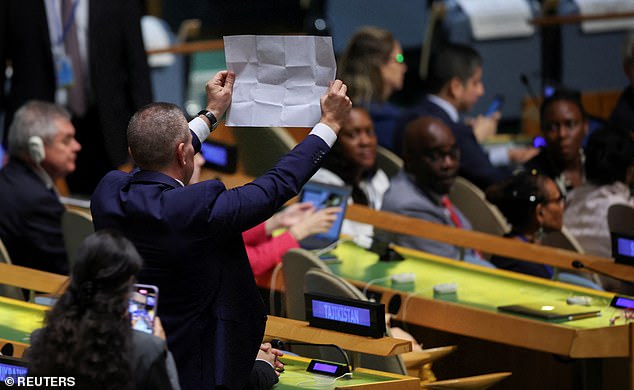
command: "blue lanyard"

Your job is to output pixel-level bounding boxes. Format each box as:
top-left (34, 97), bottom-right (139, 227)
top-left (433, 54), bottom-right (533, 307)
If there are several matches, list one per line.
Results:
top-left (53, 0), bottom-right (80, 47)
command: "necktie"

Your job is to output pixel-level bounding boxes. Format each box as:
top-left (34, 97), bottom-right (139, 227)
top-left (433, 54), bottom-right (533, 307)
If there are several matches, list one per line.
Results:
top-left (441, 196), bottom-right (462, 228)
top-left (62, 0), bottom-right (86, 116)
top-left (442, 196), bottom-right (484, 260)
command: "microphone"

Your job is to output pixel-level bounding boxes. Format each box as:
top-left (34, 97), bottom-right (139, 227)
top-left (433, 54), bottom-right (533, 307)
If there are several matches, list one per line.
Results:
top-left (270, 339), bottom-right (351, 370)
top-left (572, 260), bottom-right (634, 286)
top-left (520, 74), bottom-right (541, 109)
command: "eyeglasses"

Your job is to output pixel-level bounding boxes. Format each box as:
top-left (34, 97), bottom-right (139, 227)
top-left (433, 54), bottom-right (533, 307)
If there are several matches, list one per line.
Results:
top-left (542, 193), bottom-right (566, 205)
top-left (421, 146), bottom-right (460, 164)
top-left (394, 53), bottom-right (405, 64)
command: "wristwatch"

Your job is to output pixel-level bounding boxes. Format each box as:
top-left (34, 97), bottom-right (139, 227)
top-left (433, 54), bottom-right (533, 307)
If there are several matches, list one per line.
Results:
top-left (197, 109), bottom-right (219, 131)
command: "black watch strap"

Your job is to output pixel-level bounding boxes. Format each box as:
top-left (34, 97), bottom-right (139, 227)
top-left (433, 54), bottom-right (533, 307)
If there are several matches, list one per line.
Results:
top-left (197, 109), bottom-right (218, 130)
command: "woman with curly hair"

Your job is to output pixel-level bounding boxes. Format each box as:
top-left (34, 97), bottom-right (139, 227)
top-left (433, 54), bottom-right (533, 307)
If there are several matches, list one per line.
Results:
top-left (27, 230), bottom-right (179, 389)
top-left (338, 27), bottom-right (407, 151)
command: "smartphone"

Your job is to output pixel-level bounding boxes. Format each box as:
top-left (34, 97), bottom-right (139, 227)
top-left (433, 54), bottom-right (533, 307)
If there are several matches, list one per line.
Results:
top-left (129, 283), bottom-right (158, 334)
top-left (485, 94), bottom-right (504, 117)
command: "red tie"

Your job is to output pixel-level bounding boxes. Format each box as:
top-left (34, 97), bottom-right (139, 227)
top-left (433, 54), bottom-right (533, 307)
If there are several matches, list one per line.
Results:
top-left (441, 196), bottom-right (463, 228)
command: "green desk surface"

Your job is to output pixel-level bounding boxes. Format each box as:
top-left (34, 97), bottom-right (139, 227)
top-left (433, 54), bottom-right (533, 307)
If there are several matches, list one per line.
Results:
top-left (274, 355), bottom-right (417, 389)
top-left (0, 297), bottom-right (46, 344)
top-left (330, 241), bottom-right (622, 330)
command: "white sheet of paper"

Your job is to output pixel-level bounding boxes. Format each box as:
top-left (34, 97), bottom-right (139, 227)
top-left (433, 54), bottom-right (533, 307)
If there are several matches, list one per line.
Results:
top-left (223, 35), bottom-right (336, 127)
top-left (455, 0), bottom-right (535, 40)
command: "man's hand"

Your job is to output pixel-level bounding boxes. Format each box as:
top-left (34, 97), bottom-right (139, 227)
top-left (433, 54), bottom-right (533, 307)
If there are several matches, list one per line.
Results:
top-left (258, 343), bottom-right (285, 376)
top-left (466, 112), bottom-right (500, 143)
top-left (204, 70), bottom-right (235, 120)
top-left (319, 80), bottom-right (352, 134)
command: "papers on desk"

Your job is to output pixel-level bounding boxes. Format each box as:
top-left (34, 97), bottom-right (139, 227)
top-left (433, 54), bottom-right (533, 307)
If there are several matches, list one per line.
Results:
top-left (455, 0), bottom-right (535, 40)
top-left (575, 0), bottom-right (634, 33)
top-left (223, 35), bottom-right (336, 127)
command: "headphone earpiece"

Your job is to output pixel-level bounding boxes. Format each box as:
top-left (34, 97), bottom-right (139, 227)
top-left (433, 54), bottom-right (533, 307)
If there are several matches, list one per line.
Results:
top-left (28, 136), bottom-right (45, 164)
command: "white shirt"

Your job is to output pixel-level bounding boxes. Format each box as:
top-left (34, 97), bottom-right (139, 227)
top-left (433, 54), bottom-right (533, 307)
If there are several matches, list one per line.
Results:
top-left (564, 181), bottom-right (634, 258)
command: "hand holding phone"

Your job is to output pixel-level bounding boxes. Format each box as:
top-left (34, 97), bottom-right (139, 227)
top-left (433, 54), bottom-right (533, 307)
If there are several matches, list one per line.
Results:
top-left (129, 283), bottom-right (159, 334)
top-left (485, 94), bottom-right (504, 117)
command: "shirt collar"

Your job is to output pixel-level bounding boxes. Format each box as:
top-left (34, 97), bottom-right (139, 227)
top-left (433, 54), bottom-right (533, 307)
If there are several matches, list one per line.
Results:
top-left (427, 94), bottom-right (459, 123)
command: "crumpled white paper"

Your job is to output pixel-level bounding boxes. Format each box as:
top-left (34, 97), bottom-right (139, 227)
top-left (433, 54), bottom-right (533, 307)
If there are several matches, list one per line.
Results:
top-left (223, 35), bottom-right (336, 127)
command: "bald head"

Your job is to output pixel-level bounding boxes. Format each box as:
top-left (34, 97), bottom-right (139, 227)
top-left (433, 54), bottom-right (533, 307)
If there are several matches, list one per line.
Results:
top-left (402, 116), bottom-right (459, 194)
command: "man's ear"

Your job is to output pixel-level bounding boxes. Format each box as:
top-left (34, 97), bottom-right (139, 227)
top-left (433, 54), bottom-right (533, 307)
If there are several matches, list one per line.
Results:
top-left (535, 203), bottom-right (545, 224)
top-left (176, 142), bottom-right (186, 167)
top-left (447, 77), bottom-right (463, 101)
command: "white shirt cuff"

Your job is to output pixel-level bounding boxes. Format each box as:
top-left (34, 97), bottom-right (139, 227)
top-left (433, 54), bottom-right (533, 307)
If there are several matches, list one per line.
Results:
top-left (488, 145), bottom-right (510, 167)
top-left (189, 117), bottom-right (210, 143)
top-left (310, 123), bottom-right (337, 147)
top-left (255, 358), bottom-right (275, 370)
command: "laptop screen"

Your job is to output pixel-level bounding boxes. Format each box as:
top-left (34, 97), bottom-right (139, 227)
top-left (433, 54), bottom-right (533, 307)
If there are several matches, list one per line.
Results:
top-left (298, 181), bottom-right (351, 250)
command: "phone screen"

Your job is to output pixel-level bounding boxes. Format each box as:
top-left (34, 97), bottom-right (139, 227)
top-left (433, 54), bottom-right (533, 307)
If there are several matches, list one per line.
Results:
top-left (129, 284), bottom-right (158, 334)
top-left (485, 95), bottom-right (504, 117)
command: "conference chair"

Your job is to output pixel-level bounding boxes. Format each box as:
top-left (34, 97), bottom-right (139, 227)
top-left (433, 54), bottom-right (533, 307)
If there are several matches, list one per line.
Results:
top-left (281, 248), bottom-right (331, 321)
top-left (542, 227), bottom-right (603, 290)
top-left (376, 145), bottom-right (403, 179)
top-left (304, 268), bottom-right (508, 388)
top-left (607, 203), bottom-right (634, 235)
top-left (61, 208), bottom-right (94, 269)
top-left (448, 176), bottom-right (510, 237)
top-left (0, 238), bottom-right (25, 300)
top-left (232, 126), bottom-right (297, 177)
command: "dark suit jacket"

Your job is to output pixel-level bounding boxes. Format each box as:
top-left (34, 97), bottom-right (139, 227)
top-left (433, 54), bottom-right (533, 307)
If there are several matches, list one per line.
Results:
top-left (392, 98), bottom-right (510, 190)
top-left (0, 0), bottom-right (151, 167)
top-left (0, 158), bottom-right (68, 274)
top-left (610, 85), bottom-right (634, 134)
top-left (91, 135), bottom-right (329, 390)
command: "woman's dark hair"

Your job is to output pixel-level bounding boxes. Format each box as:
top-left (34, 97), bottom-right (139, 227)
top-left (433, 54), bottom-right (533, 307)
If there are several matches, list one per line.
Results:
top-left (585, 126), bottom-right (634, 186)
top-left (485, 171), bottom-right (550, 231)
top-left (321, 139), bottom-right (377, 206)
top-left (28, 230), bottom-right (143, 389)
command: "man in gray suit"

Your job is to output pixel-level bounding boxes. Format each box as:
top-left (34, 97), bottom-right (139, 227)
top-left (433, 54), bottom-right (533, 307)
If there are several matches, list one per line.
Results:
top-left (380, 116), bottom-right (482, 262)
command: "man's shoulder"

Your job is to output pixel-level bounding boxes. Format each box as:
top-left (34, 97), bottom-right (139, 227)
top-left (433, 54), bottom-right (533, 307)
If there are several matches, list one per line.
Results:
top-left (383, 172), bottom-right (426, 206)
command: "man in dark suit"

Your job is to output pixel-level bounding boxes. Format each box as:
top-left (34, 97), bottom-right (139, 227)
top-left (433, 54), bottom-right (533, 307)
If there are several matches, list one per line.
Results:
top-left (0, 101), bottom-right (81, 275)
top-left (393, 44), bottom-right (516, 190)
top-left (0, 0), bottom-right (152, 196)
top-left (90, 71), bottom-right (351, 389)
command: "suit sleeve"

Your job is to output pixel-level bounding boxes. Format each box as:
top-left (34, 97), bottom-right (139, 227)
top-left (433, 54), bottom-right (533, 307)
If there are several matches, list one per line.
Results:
top-left (202, 134), bottom-right (331, 234)
top-left (454, 125), bottom-right (510, 190)
top-left (244, 360), bottom-right (279, 390)
top-left (244, 230), bottom-right (299, 277)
